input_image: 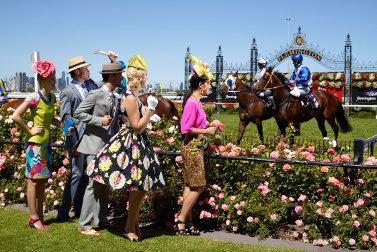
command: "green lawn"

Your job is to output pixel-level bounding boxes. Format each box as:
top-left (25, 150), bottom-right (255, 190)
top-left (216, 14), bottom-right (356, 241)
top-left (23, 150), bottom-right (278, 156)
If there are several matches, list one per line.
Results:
top-left (0, 208), bottom-right (301, 252)
top-left (211, 112), bottom-right (377, 141)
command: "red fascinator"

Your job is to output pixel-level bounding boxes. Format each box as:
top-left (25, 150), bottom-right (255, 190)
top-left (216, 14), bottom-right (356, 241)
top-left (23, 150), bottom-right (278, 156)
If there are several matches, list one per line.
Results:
top-left (32, 61), bottom-right (56, 78)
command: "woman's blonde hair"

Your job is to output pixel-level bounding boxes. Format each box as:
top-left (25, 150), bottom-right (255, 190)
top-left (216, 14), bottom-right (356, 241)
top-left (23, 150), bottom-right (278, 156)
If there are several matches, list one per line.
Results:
top-left (126, 67), bottom-right (146, 90)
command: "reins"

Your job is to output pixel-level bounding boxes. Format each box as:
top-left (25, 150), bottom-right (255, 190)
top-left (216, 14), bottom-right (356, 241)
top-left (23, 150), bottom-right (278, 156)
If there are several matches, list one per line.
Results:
top-left (262, 72), bottom-right (291, 90)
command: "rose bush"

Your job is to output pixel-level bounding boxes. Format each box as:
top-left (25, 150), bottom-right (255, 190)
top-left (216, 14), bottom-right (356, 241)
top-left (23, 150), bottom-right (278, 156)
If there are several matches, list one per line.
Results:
top-left (0, 102), bottom-right (376, 249)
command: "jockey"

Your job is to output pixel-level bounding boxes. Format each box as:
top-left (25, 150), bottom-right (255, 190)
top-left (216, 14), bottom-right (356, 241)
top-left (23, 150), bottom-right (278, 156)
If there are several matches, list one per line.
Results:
top-left (257, 57), bottom-right (268, 82)
top-left (256, 57), bottom-right (272, 108)
top-left (0, 78), bottom-right (8, 107)
top-left (286, 54), bottom-right (312, 108)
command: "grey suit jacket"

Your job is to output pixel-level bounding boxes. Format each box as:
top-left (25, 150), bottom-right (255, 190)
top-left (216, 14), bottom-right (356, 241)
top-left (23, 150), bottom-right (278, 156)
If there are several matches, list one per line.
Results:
top-left (60, 79), bottom-right (98, 149)
top-left (74, 86), bottom-right (120, 155)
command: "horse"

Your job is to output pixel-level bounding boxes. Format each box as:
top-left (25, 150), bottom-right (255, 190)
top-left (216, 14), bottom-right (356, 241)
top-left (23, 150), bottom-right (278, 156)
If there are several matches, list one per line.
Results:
top-left (220, 72), bottom-right (274, 145)
top-left (139, 93), bottom-right (179, 121)
top-left (2, 99), bottom-right (25, 110)
top-left (253, 67), bottom-right (352, 143)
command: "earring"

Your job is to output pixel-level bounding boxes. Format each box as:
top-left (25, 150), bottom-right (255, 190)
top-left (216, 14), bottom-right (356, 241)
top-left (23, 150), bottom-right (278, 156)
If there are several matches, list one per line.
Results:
top-left (200, 89), bottom-right (203, 95)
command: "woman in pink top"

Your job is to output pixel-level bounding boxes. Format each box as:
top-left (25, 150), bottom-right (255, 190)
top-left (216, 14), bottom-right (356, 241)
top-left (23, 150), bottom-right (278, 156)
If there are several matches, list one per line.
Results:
top-left (176, 60), bottom-right (216, 235)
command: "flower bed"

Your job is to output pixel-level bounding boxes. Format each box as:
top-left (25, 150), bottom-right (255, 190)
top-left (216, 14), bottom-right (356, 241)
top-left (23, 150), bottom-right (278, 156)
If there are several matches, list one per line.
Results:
top-left (0, 103), bottom-right (376, 249)
top-left (352, 72), bottom-right (377, 89)
top-left (311, 72), bottom-right (345, 90)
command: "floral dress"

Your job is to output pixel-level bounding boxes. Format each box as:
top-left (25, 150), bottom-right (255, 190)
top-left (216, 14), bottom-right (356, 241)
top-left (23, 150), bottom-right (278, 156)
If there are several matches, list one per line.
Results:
top-left (86, 91), bottom-right (165, 191)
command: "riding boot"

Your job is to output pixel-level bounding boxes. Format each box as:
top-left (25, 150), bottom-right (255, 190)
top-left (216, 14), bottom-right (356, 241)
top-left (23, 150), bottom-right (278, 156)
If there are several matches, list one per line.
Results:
top-left (265, 98), bottom-right (271, 108)
top-left (301, 96), bottom-right (310, 119)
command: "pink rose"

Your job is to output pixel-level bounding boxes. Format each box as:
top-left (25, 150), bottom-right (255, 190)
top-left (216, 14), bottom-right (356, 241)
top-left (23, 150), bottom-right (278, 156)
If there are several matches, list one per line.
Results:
top-left (295, 220), bottom-right (303, 226)
top-left (282, 164), bottom-right (291, 171)
top-left (363, 235), bottom-right (369, 241)
top-left (232, 226), bottom-right (238, 232)
top-left (175, 156), bottom-right (183, 163)
top-left (295, 206), bottom-right (302, 213)
top-left (63, 158), bottom-right (69, 165)
top-left (369, 230), bottom-right (376, 237)
top-left (247, 217), bottom-right (253, 222)
top-left (32, 61), bottom-right (56, 78)
top-left (349, 238), bottom-right (356, 245)
top-left (270, 151), bottom-right (279, 159)
top-left (154, 147), bottom-right (161, 152)
top-left (353, 221), bottom-right (360, 227)
top-left (221, 204), bottom-right (228, 210)
top-left (10, 128), bottom-right (17, 135)
top-left (316, 201), bottom-right (323, 207)
top-left (270, 214), bottom-right (277, 220)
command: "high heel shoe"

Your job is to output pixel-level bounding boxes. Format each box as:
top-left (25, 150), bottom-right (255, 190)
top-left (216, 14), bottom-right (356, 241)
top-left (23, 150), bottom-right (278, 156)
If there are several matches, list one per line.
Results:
top-left (39, 215), bottom-right (50, 229)
top-left (174, 218), bottom-right (190, 235)
top-left (186, 220), bottom-right (200, 236)
top-left (29, 217), bottom-right (49, 230)
top-left (122, 232), bottom-right (142, 242)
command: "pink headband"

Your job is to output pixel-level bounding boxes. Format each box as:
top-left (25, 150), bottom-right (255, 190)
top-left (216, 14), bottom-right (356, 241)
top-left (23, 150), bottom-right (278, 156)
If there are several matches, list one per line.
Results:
top-left (32, 61), bottom-right (56, 78)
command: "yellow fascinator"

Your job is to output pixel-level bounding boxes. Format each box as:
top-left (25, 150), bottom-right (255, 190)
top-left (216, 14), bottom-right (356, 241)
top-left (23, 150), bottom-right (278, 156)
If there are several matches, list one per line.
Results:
top-left (128, 54), bottom-right (147, 70)
top-left (188, 56), bottom-right (213, 80)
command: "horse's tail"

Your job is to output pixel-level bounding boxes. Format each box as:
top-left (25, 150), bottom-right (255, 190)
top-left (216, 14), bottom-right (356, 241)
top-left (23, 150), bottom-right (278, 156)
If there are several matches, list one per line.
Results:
top-left (336, 101), bottom-right (352, 133)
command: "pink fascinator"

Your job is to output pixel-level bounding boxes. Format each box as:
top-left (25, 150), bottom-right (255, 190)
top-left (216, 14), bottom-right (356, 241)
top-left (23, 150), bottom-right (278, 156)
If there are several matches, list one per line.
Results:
top-left (32, 61), bottom-right (56, 78)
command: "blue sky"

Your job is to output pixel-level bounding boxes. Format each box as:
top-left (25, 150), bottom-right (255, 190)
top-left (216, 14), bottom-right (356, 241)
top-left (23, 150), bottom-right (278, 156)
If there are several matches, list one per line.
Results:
top-left (1, 0), bottom-right (376, 87)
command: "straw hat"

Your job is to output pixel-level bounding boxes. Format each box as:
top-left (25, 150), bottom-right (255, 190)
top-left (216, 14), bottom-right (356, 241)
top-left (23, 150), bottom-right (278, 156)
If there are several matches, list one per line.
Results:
top-left (66, 56), bottom-right (91, 74)
top-left (99, 63), bottom-right (125, 74)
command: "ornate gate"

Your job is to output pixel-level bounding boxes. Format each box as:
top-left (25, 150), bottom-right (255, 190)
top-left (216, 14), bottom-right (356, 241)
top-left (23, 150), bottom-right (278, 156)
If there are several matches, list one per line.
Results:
top-left (184, 27), bottom-right (377, 104)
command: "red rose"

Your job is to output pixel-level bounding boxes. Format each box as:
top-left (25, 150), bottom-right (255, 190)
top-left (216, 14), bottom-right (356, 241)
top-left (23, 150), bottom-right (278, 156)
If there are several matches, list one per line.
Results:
top-left (32, 61), bottom-right (56, 78)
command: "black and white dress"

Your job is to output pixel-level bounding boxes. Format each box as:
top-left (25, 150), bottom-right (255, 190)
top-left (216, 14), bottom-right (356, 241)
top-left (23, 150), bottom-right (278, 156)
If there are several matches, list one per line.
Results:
top-left (86, 91), bottom-right (165, 191)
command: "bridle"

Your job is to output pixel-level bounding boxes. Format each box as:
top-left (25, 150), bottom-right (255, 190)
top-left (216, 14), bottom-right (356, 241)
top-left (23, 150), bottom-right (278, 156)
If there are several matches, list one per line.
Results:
top-left (224, 75), bottom-right (253, 93)
top-left (261, 72), bottom-right (290, 90)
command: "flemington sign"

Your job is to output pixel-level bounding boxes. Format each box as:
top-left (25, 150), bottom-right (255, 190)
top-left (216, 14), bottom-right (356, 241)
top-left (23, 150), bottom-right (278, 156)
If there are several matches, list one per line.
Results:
top-left (352, 87), bottom-right (377, 104)
top-left (277, 49), bottom-right (322, 62)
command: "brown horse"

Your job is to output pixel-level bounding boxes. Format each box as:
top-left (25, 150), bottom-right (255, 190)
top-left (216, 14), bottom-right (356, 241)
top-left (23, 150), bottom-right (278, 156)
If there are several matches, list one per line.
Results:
top-left (139, 93), bottom-right (179, 121)
top-left (2, 99), bottom-right (25, 110)
top-left (220, 72), bottom-right (274, 145)
top-left (253, 68), bottom-right (352, 142)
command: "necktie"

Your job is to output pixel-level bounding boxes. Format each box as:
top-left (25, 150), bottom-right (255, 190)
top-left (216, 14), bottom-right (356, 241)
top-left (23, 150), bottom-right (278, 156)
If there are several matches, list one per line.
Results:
top-left (81, 83), bottom-right (88, 98)
top-left (108, 92), bottom-right (115, 115)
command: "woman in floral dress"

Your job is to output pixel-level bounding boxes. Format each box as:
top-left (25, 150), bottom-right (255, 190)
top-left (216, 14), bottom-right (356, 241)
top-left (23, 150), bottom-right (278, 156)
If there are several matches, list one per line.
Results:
top-left (87, 54), bottom-right (165, 242)
top-left (12, 61), bottom-right (73, 229)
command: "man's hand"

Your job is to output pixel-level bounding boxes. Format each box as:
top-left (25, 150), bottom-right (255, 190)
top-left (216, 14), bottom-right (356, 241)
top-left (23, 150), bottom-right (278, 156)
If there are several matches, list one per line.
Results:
top-left (108, 51), bottom-right (118, 63)
top-left (72, 148), bottom-right (82, 156)
top-left (102, 115), bottom-right (112, 126)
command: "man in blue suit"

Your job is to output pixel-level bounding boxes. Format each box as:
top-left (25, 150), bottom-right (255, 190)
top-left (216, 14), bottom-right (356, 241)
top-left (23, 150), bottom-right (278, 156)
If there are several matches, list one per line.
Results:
top-left (58, 54), bottom-right (116, 221)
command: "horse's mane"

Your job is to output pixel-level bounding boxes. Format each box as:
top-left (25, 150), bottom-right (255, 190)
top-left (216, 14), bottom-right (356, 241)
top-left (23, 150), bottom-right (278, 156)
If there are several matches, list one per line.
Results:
top-left (267, 67), bottom-right (287, 84)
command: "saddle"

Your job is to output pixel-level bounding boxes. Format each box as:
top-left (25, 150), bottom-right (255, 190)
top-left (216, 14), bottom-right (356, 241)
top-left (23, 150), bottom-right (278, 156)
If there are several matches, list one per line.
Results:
top-left (262, 95), bottom-right (276, 110)
top-left (298, 92), bottom-right (319, 109)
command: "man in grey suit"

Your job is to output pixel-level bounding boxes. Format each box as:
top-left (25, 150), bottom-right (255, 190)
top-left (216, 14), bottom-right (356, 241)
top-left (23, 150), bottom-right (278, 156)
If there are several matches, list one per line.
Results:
top-left (75, 63), bottom-right (123, 236)
top-left (58, 54), bottom-right (116, 222)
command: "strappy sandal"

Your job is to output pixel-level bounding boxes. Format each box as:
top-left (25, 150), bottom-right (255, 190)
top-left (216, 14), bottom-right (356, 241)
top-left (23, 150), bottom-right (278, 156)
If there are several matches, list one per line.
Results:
top-left (186, 220), bottom-right (200, 236)
top-left (174, 219), bottom-right (190, 235)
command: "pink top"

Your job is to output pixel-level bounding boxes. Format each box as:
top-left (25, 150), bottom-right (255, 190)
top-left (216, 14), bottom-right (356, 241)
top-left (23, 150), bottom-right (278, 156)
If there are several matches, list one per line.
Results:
top-left (180, 98), bottom-right (207, 134)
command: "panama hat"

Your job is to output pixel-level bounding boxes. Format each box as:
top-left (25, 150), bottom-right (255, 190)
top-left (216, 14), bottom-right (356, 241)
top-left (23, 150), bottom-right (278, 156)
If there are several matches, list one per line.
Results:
top-left (66, 56), bottom-right (91, 74)
top-left (99, 63), bottom-right (125, 74)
